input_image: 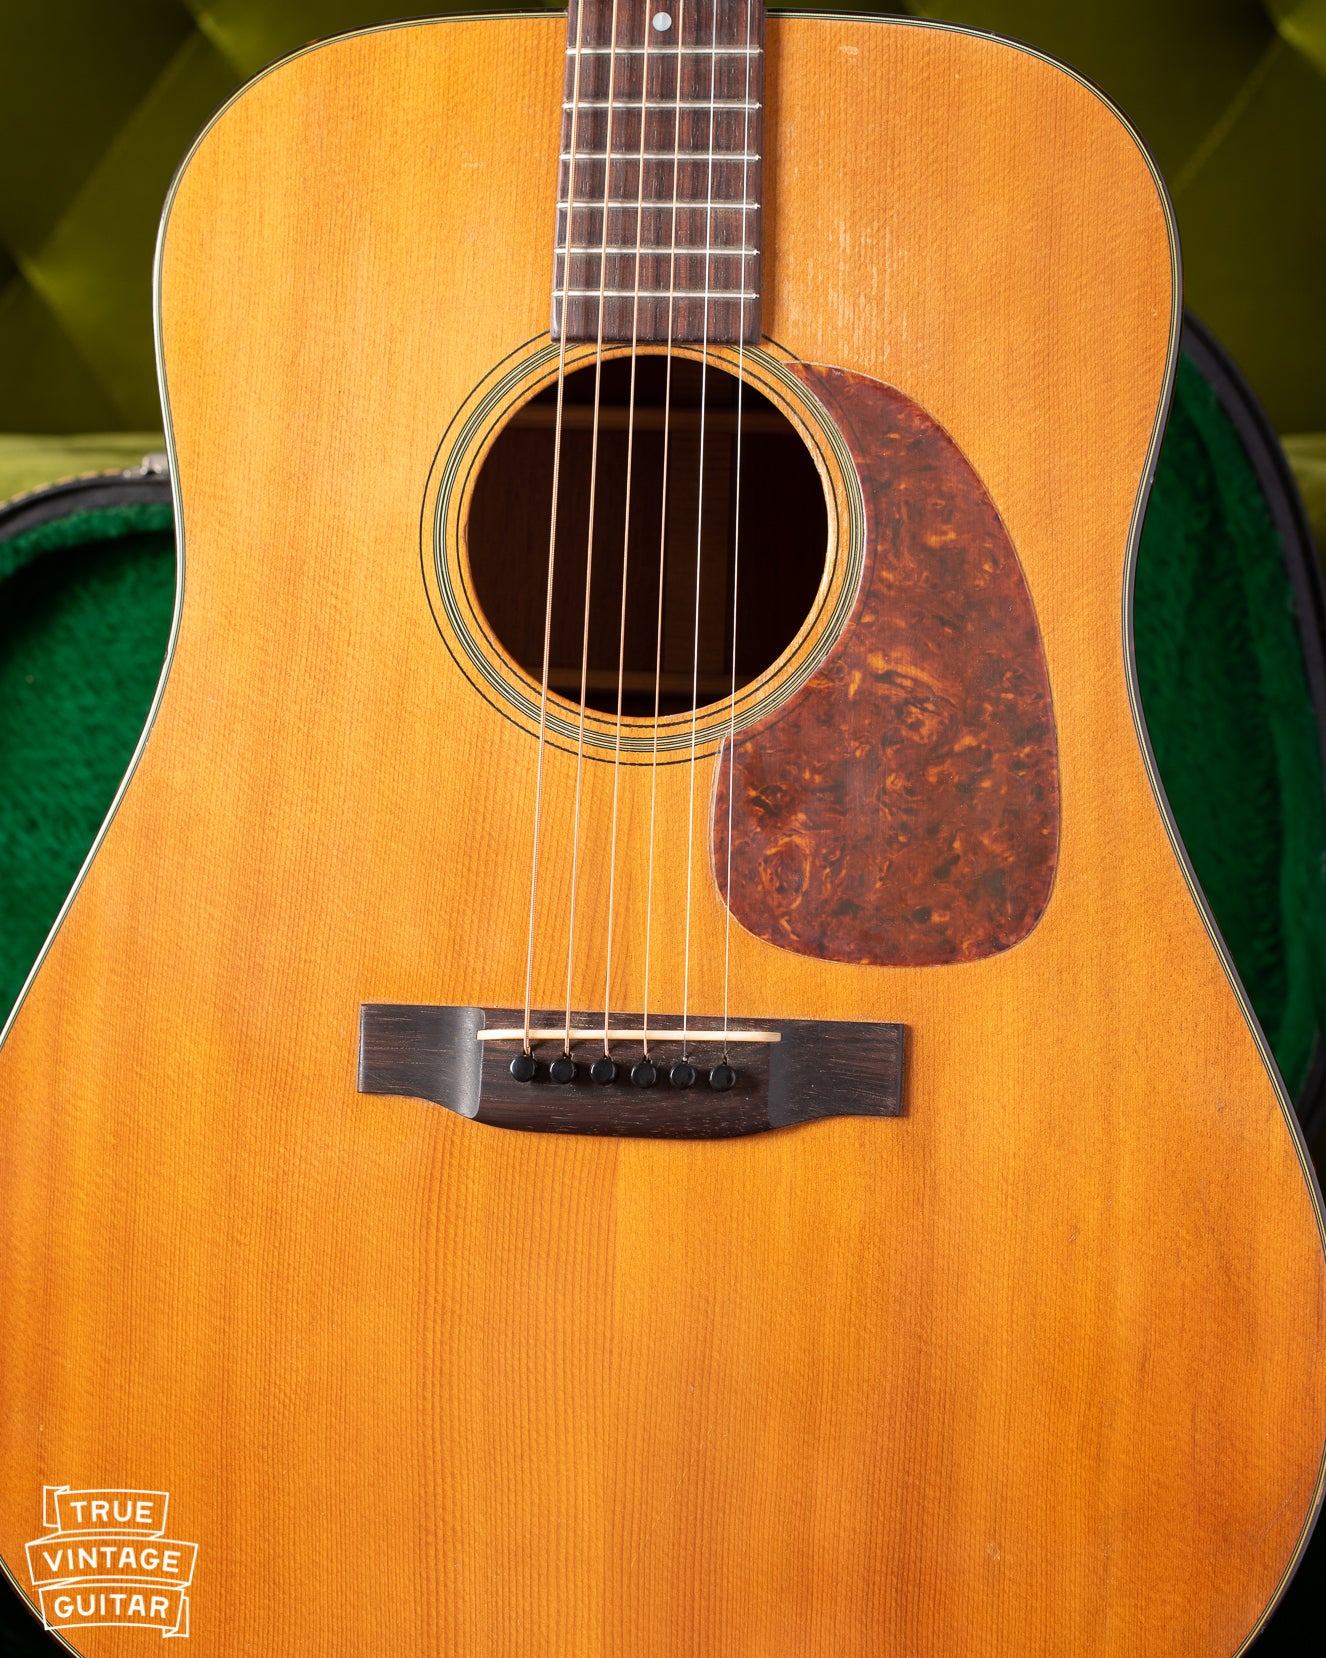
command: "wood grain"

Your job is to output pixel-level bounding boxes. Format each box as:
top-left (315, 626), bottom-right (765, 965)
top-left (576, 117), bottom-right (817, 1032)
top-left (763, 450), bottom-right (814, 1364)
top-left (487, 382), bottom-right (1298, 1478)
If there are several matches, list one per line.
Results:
top-left (0, 13), bottom-right (1323, 1658)
top-left (715, 361), bottom-right (1059, 964)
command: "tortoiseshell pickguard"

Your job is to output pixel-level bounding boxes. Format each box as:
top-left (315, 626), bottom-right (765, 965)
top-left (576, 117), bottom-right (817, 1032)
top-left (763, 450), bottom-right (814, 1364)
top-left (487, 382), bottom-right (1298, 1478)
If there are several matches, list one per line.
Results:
top-left (713, 363), bottom-right (1059, 966)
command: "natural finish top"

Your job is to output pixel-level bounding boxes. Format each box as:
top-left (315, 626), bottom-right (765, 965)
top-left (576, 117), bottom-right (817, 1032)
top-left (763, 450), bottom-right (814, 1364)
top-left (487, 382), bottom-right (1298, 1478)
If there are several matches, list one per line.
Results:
top-left (553, 0), bottom-right (764, 343)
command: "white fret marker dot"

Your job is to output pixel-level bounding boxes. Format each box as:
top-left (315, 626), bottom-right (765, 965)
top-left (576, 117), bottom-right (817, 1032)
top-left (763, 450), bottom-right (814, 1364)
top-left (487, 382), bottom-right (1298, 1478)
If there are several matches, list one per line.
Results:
top-left (652, 12), bottom-right (672, 30)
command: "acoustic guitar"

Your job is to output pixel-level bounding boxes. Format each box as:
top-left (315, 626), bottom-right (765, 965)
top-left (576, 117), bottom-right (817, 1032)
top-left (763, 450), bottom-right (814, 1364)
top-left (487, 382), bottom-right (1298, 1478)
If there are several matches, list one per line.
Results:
top-left (2, 4), bottom-right (1324, 1653)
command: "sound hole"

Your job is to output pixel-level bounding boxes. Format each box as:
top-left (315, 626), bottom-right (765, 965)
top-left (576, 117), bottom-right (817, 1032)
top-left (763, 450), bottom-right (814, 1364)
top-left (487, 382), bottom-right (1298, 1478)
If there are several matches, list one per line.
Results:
top-left (466, 357), bottom-right (828, 717)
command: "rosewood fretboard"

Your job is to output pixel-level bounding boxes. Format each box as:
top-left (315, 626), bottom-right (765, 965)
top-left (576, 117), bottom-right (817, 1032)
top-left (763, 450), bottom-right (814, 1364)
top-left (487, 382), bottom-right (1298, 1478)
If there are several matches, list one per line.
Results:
top-left (553, 0), bottom-right (764, 344)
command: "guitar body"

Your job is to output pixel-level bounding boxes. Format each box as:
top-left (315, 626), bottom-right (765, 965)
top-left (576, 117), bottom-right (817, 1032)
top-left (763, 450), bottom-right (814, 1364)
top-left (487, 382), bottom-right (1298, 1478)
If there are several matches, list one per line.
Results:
top-left (2, 12), bottom-right (1324, 1655)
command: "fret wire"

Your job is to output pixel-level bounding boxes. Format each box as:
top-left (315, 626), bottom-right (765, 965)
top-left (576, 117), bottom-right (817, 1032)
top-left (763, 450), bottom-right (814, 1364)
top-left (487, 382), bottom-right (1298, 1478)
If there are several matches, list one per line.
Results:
top-left (559, 198), bottom-right (759, 209)
top-left (558, 245), bottom-right (755, 255)
top-left (563, 100), bottom-right (762, 109)
top-left (567, 45), bottom-right (761, 55)
top-left (561, 151), bottom-right (762, 161)
top-left (557, 289), bottom-right (759, 299)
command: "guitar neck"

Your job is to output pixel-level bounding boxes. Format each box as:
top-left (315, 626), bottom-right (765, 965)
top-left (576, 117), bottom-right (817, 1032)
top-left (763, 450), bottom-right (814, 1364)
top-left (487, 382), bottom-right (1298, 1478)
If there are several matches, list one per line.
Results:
top-left (553, 0), bottom-right (765, 344)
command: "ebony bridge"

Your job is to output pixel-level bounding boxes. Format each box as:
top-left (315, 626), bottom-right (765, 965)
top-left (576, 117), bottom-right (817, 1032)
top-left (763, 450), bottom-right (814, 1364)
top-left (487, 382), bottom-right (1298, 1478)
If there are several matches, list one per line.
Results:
top-left (358, 1006), bottom-right (905, 1139)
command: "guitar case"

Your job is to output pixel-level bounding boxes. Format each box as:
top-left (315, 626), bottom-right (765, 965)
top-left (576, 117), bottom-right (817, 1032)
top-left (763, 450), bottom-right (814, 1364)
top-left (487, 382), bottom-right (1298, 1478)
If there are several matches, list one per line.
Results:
top-left (0, 321), bottom-right (1323, 1650)
top-left (1137, 315), bottom-right (1326, 1152)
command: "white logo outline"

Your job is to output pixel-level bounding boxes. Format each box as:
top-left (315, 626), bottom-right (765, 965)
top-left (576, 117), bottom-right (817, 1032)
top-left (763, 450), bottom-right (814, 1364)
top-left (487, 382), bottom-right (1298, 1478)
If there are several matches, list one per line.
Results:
top-left (25, 1486), bottom-right (197, 1638)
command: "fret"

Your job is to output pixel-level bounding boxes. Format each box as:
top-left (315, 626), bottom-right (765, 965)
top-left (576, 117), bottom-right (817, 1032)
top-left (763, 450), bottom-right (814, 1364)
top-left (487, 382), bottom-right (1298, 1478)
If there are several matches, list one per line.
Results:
top-left (566, 46), bottom-right (762, 55)
top-left (560, 245), bottom-right (756, 255)
top-left (552, 304), bottom-right (760, 350)
top-left (556, 203), bottom-right (755, 217)
top-left (563, 100), bottom-right (762, 110)
top-left (559, 198), bottom-right (759, 211)
top-left (555, 0), bottom-right (764, 344)
top-left (556, 248), bottom-right (757, 287)
top-left (560, 151), bottom-right (762, 162)
top-left (559, 289), bottom-right (758, 300)
top-left (562, 113), bottom-right (761, 151)
top-left (564, 61), bottom-right (758, 104)
top-left (551, 298), bottom-right (759, 346)
top-left (554, 248), bottom-right (758, 296)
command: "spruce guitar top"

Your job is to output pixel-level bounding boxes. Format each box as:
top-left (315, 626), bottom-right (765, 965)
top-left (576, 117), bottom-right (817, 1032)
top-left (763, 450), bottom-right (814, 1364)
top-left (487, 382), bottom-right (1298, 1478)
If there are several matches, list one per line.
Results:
top-left (1, 5), bottom-right (1324, 1655)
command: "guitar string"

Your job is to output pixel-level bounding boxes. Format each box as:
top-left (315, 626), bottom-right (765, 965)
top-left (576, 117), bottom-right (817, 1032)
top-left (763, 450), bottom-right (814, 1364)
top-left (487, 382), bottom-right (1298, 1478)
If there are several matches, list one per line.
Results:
top-left (600, 0), bottom-right (656, 1060)
top-left (679, 0), bottom-right (723, 1064)
top-left (721, 0), bottom-right (756, 1059)
top-left (521, 0), bottom-right (591, 1054)
top-left (640, 0), bottom-right (688, 1064)
top-left (561, 0), bottom-right (625, 1057)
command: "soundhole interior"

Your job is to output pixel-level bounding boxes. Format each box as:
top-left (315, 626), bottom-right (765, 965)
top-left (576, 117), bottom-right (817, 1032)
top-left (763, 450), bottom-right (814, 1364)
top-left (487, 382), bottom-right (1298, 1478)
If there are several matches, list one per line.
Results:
top-left (466, 356), bottom-right (828, 717)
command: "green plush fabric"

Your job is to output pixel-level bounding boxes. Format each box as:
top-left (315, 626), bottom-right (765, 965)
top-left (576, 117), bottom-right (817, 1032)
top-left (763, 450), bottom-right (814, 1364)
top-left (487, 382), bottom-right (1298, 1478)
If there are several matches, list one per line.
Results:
top-left (0, 514), bottom-right (174, 1021)
top-left (0, 500), bottom-right (172, 583)
top-left (1135, 355), bottom-right (1326, 1098)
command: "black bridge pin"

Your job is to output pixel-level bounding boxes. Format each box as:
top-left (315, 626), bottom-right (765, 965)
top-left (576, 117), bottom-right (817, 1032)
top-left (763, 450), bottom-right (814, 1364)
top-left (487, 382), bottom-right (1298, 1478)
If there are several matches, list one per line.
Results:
top-left (709, 1063), bottom-right (736, 1091)
top-left (590, 1056), bottom-right (617, 1085)
top-left (549, 1054), bottom-right (577, 1085)
top-left (510, 1052), bottom-right (537, 1083)
top-left (630, 1058), bottom-right (658, 1088)
top-left (670, 1060), bottom-right (696, 1089)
